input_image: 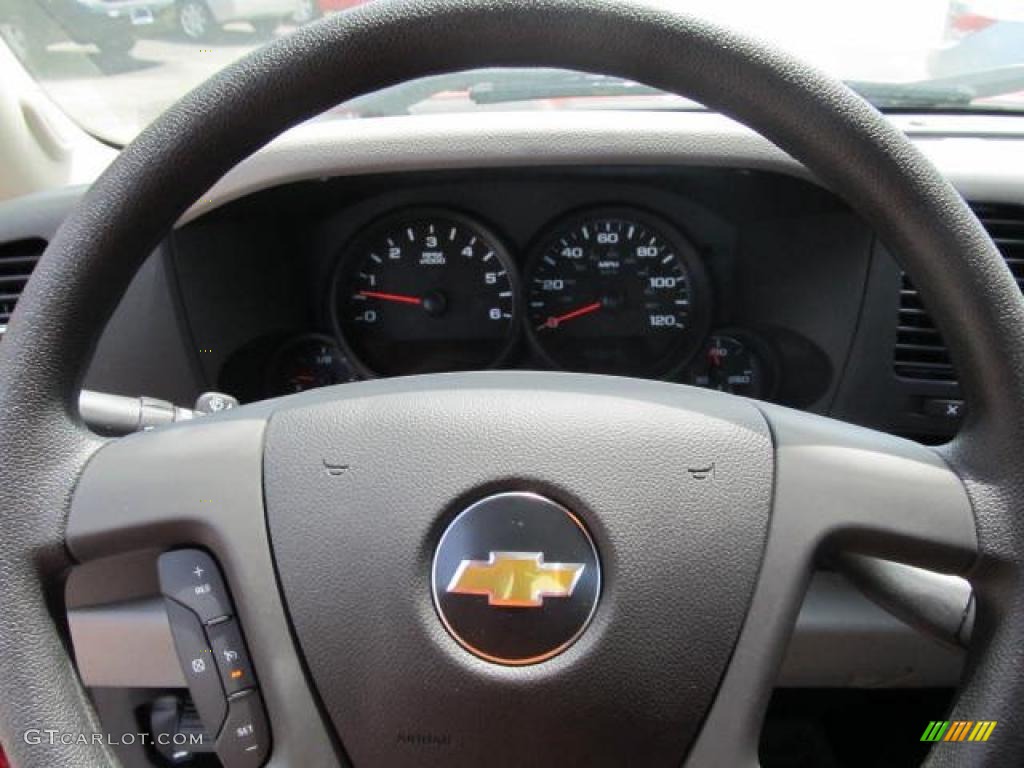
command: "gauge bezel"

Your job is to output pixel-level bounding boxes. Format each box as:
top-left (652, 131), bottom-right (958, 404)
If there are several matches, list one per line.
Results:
top-left (264, 332), bottom-right (358, 398)
top-left (328, 207), bottom-right (521, 378)
top-left (523, 205), bottom-right (712, 379)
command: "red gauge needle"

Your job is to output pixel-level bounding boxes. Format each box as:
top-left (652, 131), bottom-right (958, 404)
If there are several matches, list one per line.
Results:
top-left (358, 290), bottom-right (422, 306)
top-left (537, 301), bottom-right (602, 330)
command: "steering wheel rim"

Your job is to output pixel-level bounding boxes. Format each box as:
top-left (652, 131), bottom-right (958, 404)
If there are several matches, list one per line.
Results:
top-left (1, 1), bottom-right (1022, 766)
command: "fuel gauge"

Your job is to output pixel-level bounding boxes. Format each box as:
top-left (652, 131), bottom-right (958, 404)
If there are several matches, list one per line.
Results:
top-left (266, 334), bottom-right (359, 397)
top-left (686, 332), bottom-right (771, 399)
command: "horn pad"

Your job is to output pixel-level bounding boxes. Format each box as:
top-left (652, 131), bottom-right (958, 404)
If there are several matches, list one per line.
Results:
top-left (264, 373), bottom-right (773, 767)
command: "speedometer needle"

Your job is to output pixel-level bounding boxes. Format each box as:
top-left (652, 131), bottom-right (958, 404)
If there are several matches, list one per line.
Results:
top-left (358, 290), bottom-right (422, 306)
top-left (537, 301), bottom-right (602, 330)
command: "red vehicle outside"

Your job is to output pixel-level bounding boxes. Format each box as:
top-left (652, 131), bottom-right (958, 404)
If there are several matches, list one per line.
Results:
top-left (317, 0), bottom-right (367, 14)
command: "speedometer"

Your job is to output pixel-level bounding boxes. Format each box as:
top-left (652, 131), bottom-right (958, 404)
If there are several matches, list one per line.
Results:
top-left (332, 210), bottom-right (518, 377)
top-left (525, 208), bottom-right (710, 376)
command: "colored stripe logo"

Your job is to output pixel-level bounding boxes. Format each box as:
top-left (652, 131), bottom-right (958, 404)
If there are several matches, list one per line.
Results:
top-left (921, 721), bottom-right (997, 742)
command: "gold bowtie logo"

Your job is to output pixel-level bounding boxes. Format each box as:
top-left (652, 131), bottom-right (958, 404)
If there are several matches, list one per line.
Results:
top-left (447, 552), bottom-right (585, 608)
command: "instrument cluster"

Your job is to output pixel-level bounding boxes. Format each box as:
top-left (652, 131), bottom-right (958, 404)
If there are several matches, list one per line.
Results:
top-left (261, 205), bottom-right (778, 399)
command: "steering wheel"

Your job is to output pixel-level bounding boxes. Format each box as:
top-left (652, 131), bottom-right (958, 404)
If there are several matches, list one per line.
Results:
top-left (1, 1), bottom-right (1022, 766)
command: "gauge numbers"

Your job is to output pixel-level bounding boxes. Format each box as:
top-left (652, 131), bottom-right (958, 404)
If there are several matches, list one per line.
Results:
top-left (333, 211), bottom-right (517, 376)
top-left (526, 209), bottom-right (708, 376)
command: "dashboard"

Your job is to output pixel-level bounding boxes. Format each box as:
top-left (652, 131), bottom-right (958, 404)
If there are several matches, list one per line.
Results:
top-left (178, 167), bottom-right (850, 413)
top-left (8, 112), bottom-right (1024, 764)
top-left (6, 109), bottom-right (1019, 453)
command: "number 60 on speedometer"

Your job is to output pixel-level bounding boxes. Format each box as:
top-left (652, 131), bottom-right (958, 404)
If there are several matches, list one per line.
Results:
top-left (525, 207), bottom-right (711, 377)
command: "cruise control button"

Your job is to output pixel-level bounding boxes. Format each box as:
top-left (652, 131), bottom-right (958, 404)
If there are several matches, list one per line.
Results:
top-left (208, 618), bottom-right (256, 696)
top-left (158, 549), bottom-right (233, 624)
top-left (216, 690), bottom-right (270, 768)
top-left (164, 599), bottom-right (227, 734)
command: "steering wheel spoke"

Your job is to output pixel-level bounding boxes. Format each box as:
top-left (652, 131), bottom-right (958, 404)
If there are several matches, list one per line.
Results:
top-left (761, 404), bottom-right (977, 569)
top-left (688, 404), bottom-right (977, 767)
top-left (69, 411), bottom-right (269, 560)
top-left (67, 408), bottom-right (338, 767)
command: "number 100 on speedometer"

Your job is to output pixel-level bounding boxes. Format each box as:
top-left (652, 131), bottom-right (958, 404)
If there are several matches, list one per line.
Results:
top-left (525, 208), bottom-right (710, 377)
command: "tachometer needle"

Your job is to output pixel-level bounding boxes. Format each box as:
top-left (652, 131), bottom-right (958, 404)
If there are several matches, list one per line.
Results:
top-left (358, 290), bottom-right (422, 306)
top-left (537, 300), bottom-right (602, 330)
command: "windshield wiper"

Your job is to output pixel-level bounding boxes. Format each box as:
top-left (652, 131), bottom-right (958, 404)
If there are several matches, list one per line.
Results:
top-left (468, 71), bottom-right (664, 103)
top-left (341, 64), bottom-right (1024, 118)
top-left (340, 69), bottom-right (688, 117)
top-left (847, 81), bottom-right (975, 109)
top-left (850, 64), bottom-right (1024, 110)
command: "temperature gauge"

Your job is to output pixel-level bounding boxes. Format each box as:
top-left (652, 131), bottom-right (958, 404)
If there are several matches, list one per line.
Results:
top-left (266, 334), bottom-right (359, 397)
top-left (686, 332), bottom-right (771, 398)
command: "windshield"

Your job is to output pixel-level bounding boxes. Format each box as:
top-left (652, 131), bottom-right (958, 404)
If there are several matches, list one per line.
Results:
top-left (3, 0), bottom-right (1024, 144)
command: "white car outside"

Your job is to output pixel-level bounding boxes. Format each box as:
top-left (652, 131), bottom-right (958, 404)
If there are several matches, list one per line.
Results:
top-left (177, 0), bottom-right (300, 40)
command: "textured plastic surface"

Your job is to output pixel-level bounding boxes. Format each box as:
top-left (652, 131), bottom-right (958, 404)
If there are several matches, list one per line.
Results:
top-left (263, 372), bottom-right (772, 766)
top-left (686, 403), bottom-right (976, 766)
top-left (64, 377), bottom-right (976, 768)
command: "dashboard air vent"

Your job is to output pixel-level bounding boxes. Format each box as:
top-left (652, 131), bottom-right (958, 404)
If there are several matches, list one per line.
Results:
top-left (894, 205), bottom-right (1024, 382)
top-left (0, 238), bottom-right (46, 336)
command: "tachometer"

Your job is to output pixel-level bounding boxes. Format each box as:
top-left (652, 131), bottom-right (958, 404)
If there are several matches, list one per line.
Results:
top-left (332, 210), bottom-right (518, 376)
top-left (525, 208), bottom-right (710, 376)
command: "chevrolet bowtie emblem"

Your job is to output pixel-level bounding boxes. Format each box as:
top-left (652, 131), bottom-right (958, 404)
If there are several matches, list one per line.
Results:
top-left (433, 493), bottom-right (600, 664)
top-left (446, 551), bottom-right (585, 608)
